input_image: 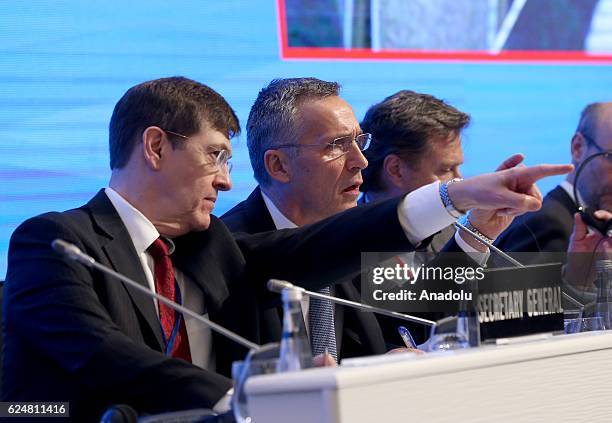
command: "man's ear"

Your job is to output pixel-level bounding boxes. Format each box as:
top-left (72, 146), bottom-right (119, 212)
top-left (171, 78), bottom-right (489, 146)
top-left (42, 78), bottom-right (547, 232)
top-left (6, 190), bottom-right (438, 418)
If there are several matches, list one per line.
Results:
top-left (142, 126), bottom-right (166, 171)
top-left (264, 149), bottom-right (291, 183)
top-left (570, 132), bottom-right (588, 164)
top-left (382, 153), bottom-right (407, 189)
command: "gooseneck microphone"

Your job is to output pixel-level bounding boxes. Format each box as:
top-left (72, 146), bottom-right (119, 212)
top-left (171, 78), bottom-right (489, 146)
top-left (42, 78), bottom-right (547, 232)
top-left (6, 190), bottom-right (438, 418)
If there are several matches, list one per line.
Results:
top-left (454, 220), bottom-right (523, 267)
top-left (267, 279), bottom-right (436, 326)
top-left (51, 239), bottom-right (261, 351)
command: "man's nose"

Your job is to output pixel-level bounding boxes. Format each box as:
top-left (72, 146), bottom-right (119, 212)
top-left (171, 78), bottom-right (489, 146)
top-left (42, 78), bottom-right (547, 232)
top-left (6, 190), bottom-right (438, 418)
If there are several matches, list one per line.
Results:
top-left (213, 166), bottom-right (232, 191)
top-left (346, 141), bottom-right (368, 170)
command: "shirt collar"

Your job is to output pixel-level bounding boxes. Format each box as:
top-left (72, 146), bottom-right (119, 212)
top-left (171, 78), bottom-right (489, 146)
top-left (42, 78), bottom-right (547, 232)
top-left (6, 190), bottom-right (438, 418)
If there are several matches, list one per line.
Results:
top-left (104, 187), bottom-right (160, 253)
top-left (260, 190), bottom-right (298, 230)
top-left (559, 180), bottom-right (582, 205)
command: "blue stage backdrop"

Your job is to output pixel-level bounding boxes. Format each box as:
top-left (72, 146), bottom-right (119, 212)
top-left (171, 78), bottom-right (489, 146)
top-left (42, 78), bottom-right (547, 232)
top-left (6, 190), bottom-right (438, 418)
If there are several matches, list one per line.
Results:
top-left (2, 0), bottom-right (612, 277)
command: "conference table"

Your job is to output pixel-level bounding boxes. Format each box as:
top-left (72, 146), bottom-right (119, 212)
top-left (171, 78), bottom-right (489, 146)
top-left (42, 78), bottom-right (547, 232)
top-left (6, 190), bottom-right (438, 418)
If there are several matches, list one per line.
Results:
top-left (246, 331), bottom-right (612, 422)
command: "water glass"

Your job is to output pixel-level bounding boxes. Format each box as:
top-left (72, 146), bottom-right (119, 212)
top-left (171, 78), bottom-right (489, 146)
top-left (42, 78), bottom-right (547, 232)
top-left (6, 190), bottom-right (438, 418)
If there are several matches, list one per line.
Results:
top-left (232, 357), bottom-right (279, 423)
top-left (564, 316), bottom-right (605, 334)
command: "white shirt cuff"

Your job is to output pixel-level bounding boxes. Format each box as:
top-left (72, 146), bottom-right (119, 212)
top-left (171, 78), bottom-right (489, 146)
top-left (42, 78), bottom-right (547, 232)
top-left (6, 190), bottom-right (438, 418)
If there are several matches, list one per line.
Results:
top-left (454, 230), bottom-right (490, 266)
top-left (213, 388), bottom-right (233, 413)
top-left (397, 181), bottom-right (456, 245)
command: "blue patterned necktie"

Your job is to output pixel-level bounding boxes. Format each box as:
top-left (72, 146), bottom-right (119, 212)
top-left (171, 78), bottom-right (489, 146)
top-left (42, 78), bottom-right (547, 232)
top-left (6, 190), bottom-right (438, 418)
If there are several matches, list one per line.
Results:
top-left (309, 286), bottom-right (338, 362)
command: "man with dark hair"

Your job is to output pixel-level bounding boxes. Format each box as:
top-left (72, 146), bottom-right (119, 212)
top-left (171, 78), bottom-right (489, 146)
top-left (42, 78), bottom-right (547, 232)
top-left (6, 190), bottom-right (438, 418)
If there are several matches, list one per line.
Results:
top-left (360, 90), bottom-right (471, 253)
top-left (3, 75), bottom-right (570, 420)
top-left (361, 90), bottom-right (469, 202)
top-left (4, 76), bottom-right (243, 420)
top-left (2, 76), bottom-right (407, 419)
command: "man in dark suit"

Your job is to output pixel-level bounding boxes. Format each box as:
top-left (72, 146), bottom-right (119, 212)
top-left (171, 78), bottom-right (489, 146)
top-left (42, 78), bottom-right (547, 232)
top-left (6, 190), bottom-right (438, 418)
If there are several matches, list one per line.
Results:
top-left (358, 89), bottom-right (531, 281)
top-left (495, 102), bottom-right (612, 303)
top-left (222, 78), bottom-right (559, 352)
top-left (222, 79), bottom-right (390, 358)
top-left (496, 102), bottom-right (612, 255)
top-left (223, 185), bottom-right (392, 357)
top-left (2, 77), bottom-right (417, 420)
top-left (3, 76), bottom-right (570, 420)
top-left (359, 90), bottom-right (471, 254)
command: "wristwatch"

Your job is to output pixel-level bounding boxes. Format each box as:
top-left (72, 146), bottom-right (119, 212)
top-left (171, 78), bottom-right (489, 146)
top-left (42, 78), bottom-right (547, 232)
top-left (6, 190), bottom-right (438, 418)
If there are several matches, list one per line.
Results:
top-left (439, 178), bottom-right (465, 219)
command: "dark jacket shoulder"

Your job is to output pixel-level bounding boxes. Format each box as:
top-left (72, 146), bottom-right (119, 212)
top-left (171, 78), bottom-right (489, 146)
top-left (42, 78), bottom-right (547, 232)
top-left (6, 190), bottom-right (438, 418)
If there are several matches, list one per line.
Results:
top-left (222, 186), bottom-right (275, 234)
top-left (495, 185), bottom-right (577, 253)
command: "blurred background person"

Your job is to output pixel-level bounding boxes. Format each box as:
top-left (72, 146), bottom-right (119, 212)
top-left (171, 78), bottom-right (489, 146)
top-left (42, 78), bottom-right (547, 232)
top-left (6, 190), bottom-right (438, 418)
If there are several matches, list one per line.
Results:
top-left (360, 90), bottom-right (470, 252)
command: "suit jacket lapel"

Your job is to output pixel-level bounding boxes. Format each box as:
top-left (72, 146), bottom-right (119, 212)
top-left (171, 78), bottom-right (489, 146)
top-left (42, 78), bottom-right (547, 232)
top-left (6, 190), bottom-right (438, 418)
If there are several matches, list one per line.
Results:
top-left (244, 187), bottom-right (277, 234)
top-left (87, 190), bottom-right (164, 349)
top-left (172, 229), bottom-right (229, 318)
top-left (429, 225), bottom-right (456, 254)
top-left (250, 188), bottom-right (347, 350)
top-left (549, 185), bottom-right (579, 215)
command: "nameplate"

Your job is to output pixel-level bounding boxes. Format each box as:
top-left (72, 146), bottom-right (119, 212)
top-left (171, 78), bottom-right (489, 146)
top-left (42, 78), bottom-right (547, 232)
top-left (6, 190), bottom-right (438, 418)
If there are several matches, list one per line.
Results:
top-left (478, 263), bottom-right (563, 341)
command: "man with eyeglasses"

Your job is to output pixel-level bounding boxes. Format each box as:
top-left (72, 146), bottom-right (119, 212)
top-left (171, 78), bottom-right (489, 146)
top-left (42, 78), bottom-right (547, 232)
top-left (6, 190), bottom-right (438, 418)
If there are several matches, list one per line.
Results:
top-left (222, 78), bottom-right (385, 362)
top-left (496, 102), bottom-right (612, 254)
top-left (496, 102), bottom-right (612, 303)
top-left (3, 75), bottom-right (571, 420)
top-left (221, 78), bottom-right (556, 357)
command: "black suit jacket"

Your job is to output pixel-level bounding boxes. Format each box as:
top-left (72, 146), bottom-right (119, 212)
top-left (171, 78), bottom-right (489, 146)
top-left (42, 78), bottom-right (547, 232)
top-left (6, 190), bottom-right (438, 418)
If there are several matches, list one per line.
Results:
top-left (221, 187), bottom-right (389, 358)
top-left (3, 189), bottom-right (412, 420)
top-left (495, 186), bottom-right (578, 255)
top-left (355, 193), bottom-right (459, 344)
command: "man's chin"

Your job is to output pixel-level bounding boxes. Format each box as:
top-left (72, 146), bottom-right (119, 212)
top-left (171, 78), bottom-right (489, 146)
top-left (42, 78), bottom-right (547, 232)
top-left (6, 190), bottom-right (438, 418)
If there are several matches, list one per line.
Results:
top-left (192, 214), bottom-right (211, 232)
top-left (332, 199), bottom-right (358, 216)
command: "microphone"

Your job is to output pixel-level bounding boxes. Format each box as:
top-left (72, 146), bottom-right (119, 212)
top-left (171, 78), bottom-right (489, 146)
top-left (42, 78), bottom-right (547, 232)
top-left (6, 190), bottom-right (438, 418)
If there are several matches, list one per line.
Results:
top-left (52, 239), bottom-right (95, 265)
top-left (267, 279), bottom-right (436, 326)
top-left (454, 220), bottom-right (585, 310)
top-left (51, 238), bottom-right (261, 351)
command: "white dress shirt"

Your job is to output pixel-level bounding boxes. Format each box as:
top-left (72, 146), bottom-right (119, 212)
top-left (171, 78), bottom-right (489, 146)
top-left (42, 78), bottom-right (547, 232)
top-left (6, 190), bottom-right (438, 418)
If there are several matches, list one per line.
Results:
top-left (260, 181), bottom-right (487, 328)
top-left (260, 191), bottom-right (314, 331)
top-left (104, 188), bottom-right (214, 370)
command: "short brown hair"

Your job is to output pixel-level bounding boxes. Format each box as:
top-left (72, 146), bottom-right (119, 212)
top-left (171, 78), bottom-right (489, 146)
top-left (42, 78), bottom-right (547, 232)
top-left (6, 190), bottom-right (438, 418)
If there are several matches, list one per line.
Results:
top-left (109, 76), bottom-right (240, 169)
top-left (360, 90), bottom-right (470, 192)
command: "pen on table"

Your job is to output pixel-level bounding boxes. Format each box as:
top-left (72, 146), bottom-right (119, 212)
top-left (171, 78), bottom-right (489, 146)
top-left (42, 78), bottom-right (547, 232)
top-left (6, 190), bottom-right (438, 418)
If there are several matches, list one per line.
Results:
top-left (398, 326), bottom-right (417, 349)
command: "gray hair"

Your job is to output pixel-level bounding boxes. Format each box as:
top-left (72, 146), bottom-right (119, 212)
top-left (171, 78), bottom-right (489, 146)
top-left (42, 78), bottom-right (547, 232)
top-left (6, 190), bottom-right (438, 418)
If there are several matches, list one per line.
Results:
top-left (246, 77), bottom-right (340, 186)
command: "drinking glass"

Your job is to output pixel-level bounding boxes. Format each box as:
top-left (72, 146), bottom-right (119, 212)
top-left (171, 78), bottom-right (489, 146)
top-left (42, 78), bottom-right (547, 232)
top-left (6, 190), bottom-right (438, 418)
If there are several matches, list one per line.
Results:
top-left (564, 316), bottom-right (605, 334)
top-left (232, 343), bottom-right (280, 423)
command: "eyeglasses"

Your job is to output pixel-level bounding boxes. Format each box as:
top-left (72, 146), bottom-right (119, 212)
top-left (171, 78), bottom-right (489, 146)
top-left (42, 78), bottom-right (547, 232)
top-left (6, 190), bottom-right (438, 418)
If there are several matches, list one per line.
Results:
top-left (162, 128), bottom-right (233, 173)
top-left (274, 133), bottom-right (372, 160)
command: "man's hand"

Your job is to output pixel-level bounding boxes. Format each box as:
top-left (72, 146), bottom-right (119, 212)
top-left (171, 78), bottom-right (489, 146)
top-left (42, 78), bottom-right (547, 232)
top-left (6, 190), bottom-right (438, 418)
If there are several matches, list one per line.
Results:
top-left (459, 154), bottom-right (524, 251)
top-left (312, 352), bottom-right (337, 367)
top-left (564, 211), bottom-right (612, 289)
top-left (386, 347), bottom-right (425, 355)
top-left (448, 163), bottom-right (573, 215)
top-left (464, 154), bottom-right (525, 240)
top-left (568, 210), bottom-right (612, 253)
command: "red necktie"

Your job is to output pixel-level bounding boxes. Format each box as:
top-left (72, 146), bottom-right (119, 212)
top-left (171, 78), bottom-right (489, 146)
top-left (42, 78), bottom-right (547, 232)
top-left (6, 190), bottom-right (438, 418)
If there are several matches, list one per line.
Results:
top-left (147, 237), bottom-right (192, 362)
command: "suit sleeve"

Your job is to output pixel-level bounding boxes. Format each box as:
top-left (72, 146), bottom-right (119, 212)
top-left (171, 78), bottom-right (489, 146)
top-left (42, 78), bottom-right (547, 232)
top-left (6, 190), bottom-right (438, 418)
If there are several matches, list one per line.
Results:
top-left (495, 211), bottom-right (571, 254)
top-left (4, 214), bottom-right (231, 414)
top-left (235, 197), bottom-right (414, 292)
